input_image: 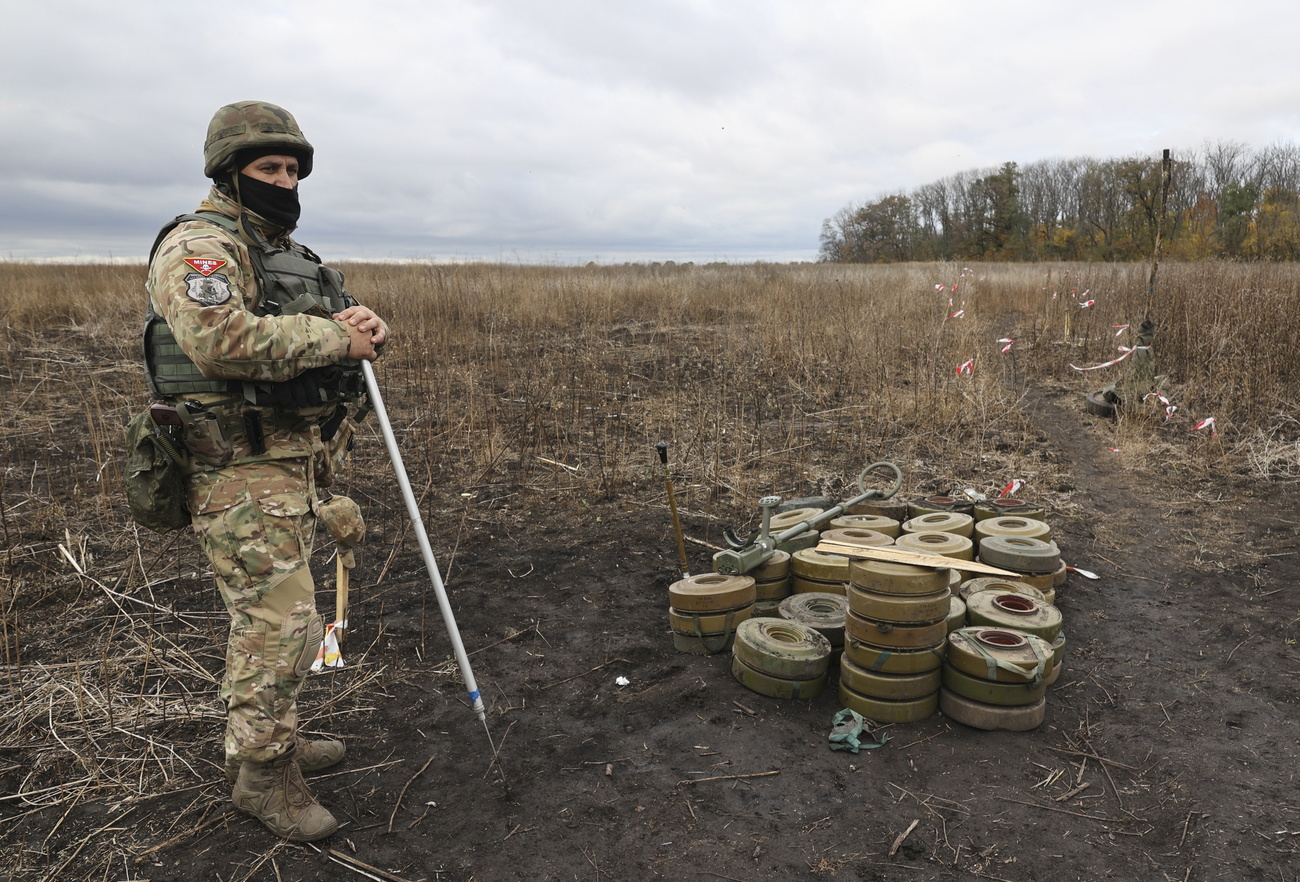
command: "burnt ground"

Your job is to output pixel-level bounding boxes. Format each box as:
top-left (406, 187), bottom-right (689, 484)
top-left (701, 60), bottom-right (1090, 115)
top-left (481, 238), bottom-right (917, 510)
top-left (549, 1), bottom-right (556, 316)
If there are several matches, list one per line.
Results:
top-left (5, 383), bottom-right (1300, 882)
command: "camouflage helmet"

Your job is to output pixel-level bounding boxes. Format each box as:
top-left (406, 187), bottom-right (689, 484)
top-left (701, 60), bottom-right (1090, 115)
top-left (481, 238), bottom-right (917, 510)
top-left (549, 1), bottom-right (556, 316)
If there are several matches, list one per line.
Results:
top-left (203, 101), bottom-right (314, 179)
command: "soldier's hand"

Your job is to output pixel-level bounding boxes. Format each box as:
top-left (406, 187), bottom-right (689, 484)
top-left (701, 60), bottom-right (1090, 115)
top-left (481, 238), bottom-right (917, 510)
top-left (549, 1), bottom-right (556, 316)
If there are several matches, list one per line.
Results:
top-left (344, 321), bottom-right (380, 361)
top-left (335, 306), bottom-right (388, 357)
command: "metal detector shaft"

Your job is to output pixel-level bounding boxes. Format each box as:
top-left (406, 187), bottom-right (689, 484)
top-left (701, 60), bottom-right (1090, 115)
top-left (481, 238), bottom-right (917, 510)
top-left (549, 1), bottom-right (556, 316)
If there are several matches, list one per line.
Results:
top-left (361, 360), bottom-right (488, 727)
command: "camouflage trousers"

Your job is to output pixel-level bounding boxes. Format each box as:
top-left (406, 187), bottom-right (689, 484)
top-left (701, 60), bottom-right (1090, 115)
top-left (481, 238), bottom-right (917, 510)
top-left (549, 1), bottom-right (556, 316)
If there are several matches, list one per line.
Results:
top-left (190, 459), bottom-right (323, 765)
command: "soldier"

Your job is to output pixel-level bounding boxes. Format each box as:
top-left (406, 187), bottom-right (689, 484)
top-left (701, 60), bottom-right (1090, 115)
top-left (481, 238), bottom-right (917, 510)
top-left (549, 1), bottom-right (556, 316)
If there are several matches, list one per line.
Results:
top-left (143, 101), bottom-right (387, 841)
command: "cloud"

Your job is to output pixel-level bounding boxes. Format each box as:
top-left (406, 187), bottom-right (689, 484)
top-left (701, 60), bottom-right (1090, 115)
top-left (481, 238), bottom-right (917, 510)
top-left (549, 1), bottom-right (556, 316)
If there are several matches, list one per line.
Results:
top-left (1, 0), bottom-right (1298, 261)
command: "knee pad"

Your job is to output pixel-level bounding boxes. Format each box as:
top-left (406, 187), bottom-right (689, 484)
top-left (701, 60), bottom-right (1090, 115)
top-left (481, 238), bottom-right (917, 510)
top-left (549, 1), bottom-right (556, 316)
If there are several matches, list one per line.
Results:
top-left (283, 599), bottom-right (326, 678)
top-left (258, 567), bottom-right (323, 678)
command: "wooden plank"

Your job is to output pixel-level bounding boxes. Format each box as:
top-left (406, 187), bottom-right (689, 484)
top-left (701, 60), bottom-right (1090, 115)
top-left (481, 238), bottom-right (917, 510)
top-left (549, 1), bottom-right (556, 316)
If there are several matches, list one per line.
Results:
top-left (814, 541), bottom-right (1022, 577)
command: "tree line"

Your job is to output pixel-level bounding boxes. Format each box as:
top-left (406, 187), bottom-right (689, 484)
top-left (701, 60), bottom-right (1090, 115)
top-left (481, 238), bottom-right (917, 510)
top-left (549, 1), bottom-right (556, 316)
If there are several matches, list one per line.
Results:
top-left (819, 142), bottom-right (1300, 263)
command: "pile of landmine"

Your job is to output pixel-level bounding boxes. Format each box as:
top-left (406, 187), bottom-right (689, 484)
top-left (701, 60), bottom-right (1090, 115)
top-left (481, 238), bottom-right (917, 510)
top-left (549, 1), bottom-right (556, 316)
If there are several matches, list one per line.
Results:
top-left (667, 496), bottom-right (1068, 731)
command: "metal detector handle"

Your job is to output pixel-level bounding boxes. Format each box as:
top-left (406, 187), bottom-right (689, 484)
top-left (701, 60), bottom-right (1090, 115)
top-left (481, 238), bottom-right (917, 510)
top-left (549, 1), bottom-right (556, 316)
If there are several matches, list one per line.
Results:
top-left (361, 360), bottom-right (487, 725)
top-left (857, 462), bottom-right (904, 499)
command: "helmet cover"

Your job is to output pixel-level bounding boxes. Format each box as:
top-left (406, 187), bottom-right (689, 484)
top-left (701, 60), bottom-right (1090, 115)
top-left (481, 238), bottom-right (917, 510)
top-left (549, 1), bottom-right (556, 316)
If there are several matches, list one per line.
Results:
top-left (203, 101), bottom-right (314, 178)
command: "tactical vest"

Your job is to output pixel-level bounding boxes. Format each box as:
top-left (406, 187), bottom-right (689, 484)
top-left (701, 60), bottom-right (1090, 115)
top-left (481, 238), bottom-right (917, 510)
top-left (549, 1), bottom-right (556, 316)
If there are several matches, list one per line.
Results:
top-left (143, 211), bottom-right (364, 410)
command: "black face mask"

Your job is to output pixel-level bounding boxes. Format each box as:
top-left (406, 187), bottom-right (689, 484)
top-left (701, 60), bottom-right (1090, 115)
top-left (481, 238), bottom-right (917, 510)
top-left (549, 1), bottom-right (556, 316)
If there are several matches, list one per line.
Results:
top-left (237, 173), bottom-right (302, 229)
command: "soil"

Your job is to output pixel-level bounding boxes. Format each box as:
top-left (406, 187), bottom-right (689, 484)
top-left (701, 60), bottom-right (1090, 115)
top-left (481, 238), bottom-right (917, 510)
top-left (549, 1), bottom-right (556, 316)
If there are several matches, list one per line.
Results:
top-left (6, 383), bottom-right (1300, 882)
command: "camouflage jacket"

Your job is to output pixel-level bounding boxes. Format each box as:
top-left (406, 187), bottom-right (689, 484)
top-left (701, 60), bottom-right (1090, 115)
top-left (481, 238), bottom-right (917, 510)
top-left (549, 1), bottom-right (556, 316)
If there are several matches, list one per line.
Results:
top-left (145, 186), bottom-right (361, 513)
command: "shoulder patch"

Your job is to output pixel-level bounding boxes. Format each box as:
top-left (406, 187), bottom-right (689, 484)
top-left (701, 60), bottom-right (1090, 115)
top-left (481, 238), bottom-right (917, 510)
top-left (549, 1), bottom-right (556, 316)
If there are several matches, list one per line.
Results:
top-left (184, 257), bottom-right (227, 276)
top-left (184, 272), bottom-right (233, 306)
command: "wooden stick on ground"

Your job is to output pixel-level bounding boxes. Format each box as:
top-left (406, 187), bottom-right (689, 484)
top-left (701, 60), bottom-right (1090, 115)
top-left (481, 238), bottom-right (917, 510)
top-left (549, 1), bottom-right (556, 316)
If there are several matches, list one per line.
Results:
top-left (1044, 747), bottom-right (1139, 771)
top-left (995, 796), bottom-right (1129, 823)
top-left (1055, 782), bottom-right (1091, 802)
top-left (322, 848), bottom-right (417, 882)
top-left (540, 659), bottom-right (632, 690)
top-left (889, 818), bottom-right (920, 857)
top-left (388, 754), bottom-right (437, 833)
top-left (678, 770), bottom-right (780, 786)
top-left (132, 808), bottom-right (234, 863)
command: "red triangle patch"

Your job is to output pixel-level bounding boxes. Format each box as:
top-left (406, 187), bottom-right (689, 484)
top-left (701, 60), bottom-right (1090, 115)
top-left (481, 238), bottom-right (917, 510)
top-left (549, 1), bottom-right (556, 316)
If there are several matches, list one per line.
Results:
top-left (184, 258), bottom-right (227, 276)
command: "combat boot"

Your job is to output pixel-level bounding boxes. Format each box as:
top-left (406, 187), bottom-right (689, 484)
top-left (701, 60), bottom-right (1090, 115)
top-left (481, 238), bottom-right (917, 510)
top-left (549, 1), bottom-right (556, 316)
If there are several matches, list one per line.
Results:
top-left (225, 737), bottom-right (346, 784)
top-left (231, 753), bottom-right (339, 841)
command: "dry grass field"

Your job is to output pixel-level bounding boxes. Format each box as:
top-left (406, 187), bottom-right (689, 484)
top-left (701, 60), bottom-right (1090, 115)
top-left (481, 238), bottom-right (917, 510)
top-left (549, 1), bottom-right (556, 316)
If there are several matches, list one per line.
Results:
top-left (1, 260), bottom-right (1299, 881)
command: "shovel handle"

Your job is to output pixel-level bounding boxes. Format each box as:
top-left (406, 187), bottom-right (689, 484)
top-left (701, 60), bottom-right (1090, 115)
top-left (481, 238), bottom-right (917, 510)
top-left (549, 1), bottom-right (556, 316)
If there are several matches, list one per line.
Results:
top-left (335, 556), bottom-right (347, 643)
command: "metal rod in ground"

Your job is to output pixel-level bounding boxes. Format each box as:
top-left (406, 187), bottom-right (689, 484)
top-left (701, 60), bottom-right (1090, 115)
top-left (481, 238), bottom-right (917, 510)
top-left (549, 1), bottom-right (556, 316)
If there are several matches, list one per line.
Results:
top-left (656, 441), bottom-right (690, 579)
top-left (361, 360), bottom-right (490, 736)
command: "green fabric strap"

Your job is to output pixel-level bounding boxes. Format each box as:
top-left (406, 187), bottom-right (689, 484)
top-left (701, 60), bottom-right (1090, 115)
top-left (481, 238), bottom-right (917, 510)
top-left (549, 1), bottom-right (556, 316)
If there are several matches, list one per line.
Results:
top-left (967, 634), bottom-right (1048, 684)
top-left (687, 609), bottom-right (737, 653)
top-left (868, 645), bottom-right (943, 672)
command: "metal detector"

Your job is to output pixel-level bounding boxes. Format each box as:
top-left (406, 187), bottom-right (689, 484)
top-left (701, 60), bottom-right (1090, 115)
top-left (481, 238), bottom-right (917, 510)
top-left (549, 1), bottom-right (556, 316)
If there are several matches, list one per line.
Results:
top-left (712, 462), bottom-right (904, 576)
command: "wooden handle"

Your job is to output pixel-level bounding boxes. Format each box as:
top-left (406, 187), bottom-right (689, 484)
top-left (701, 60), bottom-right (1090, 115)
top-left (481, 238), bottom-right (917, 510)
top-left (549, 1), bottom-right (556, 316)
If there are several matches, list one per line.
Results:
top-left (335, 556), bottom-right (348, 643)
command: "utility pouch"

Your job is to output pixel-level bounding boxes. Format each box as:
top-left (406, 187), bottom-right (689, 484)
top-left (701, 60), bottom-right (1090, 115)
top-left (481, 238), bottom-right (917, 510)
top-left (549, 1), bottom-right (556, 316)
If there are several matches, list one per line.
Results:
top-left (272, 277), bottom-right (331, 319)
top-left (177, 400), bottom-right (234, 467)
top-left (318, 266), bottom-right (351, 313)
top-left (315, 415), bottom-right (355, 489)
top-left (124, 409), bottom-right (190, 533)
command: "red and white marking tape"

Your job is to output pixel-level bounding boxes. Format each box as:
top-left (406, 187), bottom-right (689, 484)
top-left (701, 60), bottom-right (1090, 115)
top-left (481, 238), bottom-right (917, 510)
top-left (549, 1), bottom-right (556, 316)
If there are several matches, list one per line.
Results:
top-left (1069, 345), bottom-right (1150, 372)
top-left (1143, 392), bottom-right (1177, 420)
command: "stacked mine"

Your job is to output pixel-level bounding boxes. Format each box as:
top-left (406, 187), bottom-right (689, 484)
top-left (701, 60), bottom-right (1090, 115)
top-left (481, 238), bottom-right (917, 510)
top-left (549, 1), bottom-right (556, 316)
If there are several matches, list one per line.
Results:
top-left (778, 592), bottom-right (849, 664)
top-left (730, 618), bottom-right (832, 700)
top-left (668, 573), bottom-right (755, 655)
top-left (791, 548), bottom-right (853, 596)
top-left (940, 627), bottom-right (1055, 730)
top-left (839, 559), bottom-right (952, 723)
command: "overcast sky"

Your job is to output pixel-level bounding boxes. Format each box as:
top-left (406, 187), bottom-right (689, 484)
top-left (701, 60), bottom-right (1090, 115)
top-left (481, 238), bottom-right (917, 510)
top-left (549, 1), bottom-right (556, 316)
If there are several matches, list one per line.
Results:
top-left (2, 0), bottom-right (1296, 263)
